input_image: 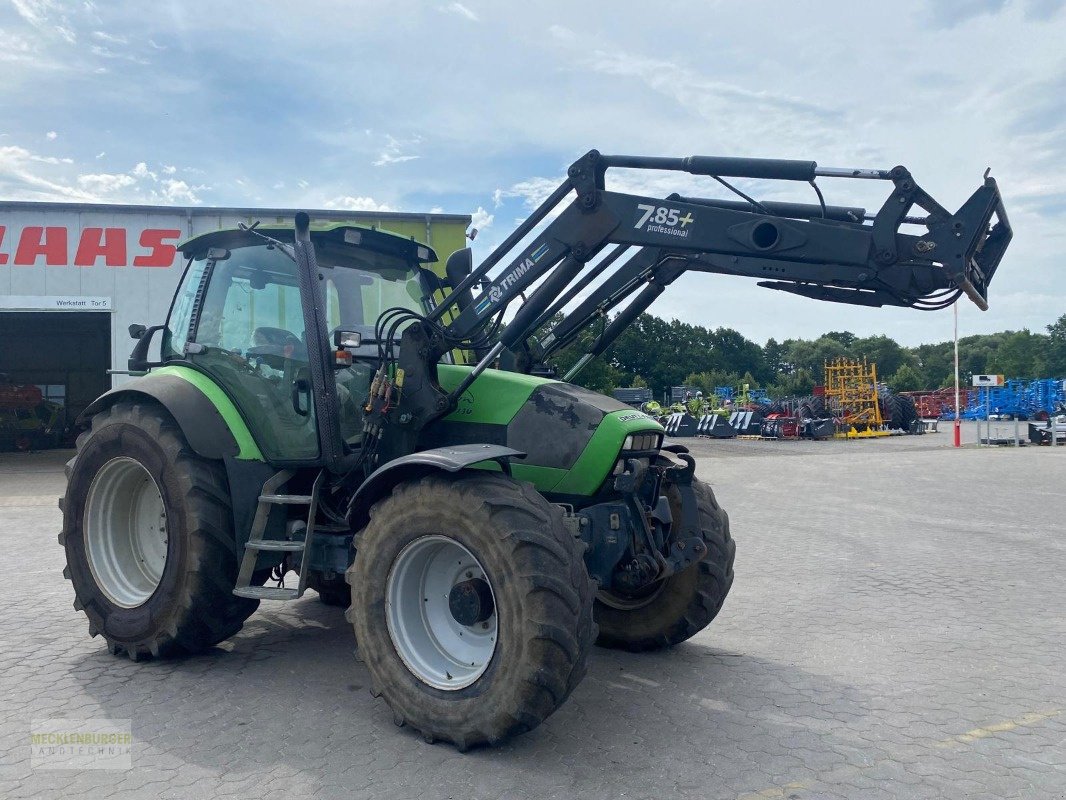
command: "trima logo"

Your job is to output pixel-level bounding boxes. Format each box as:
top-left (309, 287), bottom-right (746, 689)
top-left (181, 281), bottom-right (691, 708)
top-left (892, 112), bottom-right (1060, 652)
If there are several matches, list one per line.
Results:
top-left (475, 242), bottom-right (551, 313)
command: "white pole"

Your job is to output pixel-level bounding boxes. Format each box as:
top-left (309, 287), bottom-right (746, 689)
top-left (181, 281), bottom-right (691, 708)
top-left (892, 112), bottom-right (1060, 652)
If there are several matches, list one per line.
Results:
top-left (954, 301), bottom-right (961, 448)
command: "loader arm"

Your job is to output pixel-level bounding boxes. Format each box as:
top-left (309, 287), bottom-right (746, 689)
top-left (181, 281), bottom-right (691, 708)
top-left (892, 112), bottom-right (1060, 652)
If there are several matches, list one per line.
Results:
top-left (354, 148), bottom-right (1010, 469)
top-left (440, 151), bottom-right (1008, 383)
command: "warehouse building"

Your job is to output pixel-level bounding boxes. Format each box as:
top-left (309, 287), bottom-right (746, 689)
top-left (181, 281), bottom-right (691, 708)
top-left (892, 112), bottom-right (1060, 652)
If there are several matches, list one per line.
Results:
top-left (0, 201), bottom-right (471, 445)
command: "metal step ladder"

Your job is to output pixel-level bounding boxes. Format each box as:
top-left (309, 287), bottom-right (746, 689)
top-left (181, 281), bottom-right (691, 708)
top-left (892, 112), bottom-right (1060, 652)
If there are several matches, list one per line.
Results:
top-left (232, 469), bottom-right (325, 601)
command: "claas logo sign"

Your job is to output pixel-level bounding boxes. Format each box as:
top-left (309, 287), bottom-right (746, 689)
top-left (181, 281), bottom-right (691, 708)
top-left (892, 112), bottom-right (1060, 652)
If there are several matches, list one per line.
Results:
top-left (0, 226), bottom-right (180, 268)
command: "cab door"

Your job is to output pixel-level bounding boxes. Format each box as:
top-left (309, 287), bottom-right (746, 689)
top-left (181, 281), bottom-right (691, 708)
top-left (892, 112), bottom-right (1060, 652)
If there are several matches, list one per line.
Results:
top-left (169, 244), bottom-right (321, 464)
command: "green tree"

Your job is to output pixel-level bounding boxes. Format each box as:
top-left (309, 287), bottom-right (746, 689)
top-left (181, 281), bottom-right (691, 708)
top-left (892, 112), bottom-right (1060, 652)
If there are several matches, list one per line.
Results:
top-left (1048, 314), bottom-right (1066, 376)
top-left (823, 330), bottom-right (857, 348)
top-left (780, 336), bottom-right (850, 377)
top-left (852, 334), bottom-right (913, 379)
top-left (991, 329), bottom-right (1048, 378)
top-left (888, 364), bottom-right (923, 392)
top-left (685, 370), bottom-right (742, 398)
top-left (768, 368), bottom-right (816, 398)
top-left (912, 342), bottom-right (954, 388)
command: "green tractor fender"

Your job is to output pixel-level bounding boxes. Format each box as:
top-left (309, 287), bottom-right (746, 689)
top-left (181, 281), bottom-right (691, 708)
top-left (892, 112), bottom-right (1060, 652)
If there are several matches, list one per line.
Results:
top-left (346, 443), bottom-right (525, 530)
top-left (78, 366), bottom-right (263, 462)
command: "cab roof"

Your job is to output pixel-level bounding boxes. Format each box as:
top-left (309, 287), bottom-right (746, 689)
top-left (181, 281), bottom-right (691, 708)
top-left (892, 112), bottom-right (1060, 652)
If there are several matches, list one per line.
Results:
top-left (178, 222), bottom-right (438, 263)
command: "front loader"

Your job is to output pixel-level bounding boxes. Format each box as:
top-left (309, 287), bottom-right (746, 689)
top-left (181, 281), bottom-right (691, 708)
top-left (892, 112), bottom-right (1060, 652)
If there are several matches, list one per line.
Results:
top-left (59, 149), bottom-right (1010, 749)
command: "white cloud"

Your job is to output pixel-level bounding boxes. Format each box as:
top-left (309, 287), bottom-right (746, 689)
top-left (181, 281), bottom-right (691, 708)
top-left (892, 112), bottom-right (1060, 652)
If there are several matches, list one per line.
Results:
top-left (30, 154), bottom-right (73, 164)
top-left (95, 151), bottom-right (105, 159)
top-left (159, 178), bottom-right (200, 204)
top-left (323, 195), bottom-right (394, 212)
top-left (162, 164), bottom-right (177, 174)
top-left (45, 130), bottom-right (57, 140)
top-left (0, 29), bottom-right (42, 64)
top-left (76, 171), bottom-right (136, 193)
top-left (373, 134), bottom-right (421, 167)
top-left (10, 0), bottom-right (60, 28)
top-left (494, 176), bottom-right (565, 209)
top-left (470, 206), bottom-right (494, 232)
top-left (89, 44), bottom-right (148, 64)
top-left (440, 2), bottom-right (478, 22)
top-left (92, 30), bottom-right (128, 45)
top-left (0, 144), bottom-right (94, 201)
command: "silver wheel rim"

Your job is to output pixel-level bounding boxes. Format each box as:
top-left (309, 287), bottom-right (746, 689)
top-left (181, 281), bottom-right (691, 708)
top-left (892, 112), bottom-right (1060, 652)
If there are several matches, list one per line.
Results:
top-left (385, 535), bottom-right (498, 691)
top-left (84, 457), bottom-right (168, 609)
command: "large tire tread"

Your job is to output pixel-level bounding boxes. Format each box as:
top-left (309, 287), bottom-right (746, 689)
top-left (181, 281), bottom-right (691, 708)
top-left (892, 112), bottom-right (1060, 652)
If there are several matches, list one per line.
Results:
top-left (594, 477), bottom-right (735, 652)
top-left (60, 401), bottom-right (258, 661)
top-left (347, 472), bottom-right (595, 750)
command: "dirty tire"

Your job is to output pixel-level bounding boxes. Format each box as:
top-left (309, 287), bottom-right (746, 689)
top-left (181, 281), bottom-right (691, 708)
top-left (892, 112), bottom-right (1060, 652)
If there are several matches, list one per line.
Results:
top-left (896, 395), bottom-right (918, 431)
top-left (880, 394), bottom-right (902, 428)
top-left (594, 476), bottom-right (734, 652)
top-left (308, 570), bottom-right (351, 607)
top-left (59, 401), bottom-right (259, 660)
top-left (347, 473), bottom-right (595, 750)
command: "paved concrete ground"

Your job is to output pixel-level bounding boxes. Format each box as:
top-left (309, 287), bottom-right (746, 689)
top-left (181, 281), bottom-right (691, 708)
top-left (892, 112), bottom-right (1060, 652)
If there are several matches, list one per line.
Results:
top-left (1, 425), bottom-right (1063, 799)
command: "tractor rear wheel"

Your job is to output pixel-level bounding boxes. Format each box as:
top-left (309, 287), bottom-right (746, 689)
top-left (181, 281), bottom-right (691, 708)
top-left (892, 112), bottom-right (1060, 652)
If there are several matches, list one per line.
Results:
top-left (346, 473), bottom-right (595, 750)
top-left (59, 401), bottom-right (259, 660)
top-left (594, 476), bottom-right (734, 651)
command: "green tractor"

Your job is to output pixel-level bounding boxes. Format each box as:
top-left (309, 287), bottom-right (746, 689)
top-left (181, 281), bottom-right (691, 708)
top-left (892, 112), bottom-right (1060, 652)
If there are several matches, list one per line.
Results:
top-left (60, 150), bottom-right (1010, 748)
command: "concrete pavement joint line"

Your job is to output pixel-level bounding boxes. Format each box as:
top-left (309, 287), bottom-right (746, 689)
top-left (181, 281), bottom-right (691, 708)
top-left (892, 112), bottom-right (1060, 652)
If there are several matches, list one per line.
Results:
top-left (737, 709), bottom-right (1064, 800)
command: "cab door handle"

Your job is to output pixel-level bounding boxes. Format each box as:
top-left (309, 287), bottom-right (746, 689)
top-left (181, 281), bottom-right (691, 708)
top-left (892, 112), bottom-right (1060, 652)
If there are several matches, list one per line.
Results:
top-left (291, 377), bottom-right (311, 416)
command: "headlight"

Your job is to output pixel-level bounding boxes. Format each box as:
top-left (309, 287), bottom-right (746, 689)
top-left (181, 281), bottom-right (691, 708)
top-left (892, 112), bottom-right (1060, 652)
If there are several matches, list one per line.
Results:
top-left (622, 432), bottom-right (662, 452)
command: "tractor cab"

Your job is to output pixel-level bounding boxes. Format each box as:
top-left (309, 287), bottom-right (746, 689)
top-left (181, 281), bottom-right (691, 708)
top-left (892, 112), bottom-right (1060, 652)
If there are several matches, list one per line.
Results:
top-left (167, 224), bottom-right (439, 462)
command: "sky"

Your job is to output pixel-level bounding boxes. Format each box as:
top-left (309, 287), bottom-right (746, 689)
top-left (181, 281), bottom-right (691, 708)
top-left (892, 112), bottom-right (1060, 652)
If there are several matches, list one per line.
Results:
top-left (1, 0), bottom-right (1064, 346)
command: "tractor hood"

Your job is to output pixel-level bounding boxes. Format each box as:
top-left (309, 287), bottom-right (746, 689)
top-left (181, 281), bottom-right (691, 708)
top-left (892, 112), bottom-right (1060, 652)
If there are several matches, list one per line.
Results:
top-left (423, 365), bottom-right (664, 496)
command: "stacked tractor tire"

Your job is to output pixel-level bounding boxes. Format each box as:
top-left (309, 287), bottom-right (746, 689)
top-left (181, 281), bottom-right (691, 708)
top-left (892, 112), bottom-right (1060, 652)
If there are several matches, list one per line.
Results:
top-left (879, 393), bottom-right (919, 432)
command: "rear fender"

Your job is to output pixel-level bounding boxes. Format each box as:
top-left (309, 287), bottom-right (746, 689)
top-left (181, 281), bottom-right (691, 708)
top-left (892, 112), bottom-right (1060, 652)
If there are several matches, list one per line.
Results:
top-left (78, 369), bottom-right (263, 462)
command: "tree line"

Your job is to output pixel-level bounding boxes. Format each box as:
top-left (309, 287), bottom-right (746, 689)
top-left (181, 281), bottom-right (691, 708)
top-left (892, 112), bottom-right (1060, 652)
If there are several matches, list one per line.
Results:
top-left (544, 312), bottom-right (1066, 399)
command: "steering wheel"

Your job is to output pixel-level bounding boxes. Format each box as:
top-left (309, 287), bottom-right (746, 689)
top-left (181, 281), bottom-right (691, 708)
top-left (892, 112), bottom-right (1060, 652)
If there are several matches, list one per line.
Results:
top-left (248, 327), bottom-right (304, 370)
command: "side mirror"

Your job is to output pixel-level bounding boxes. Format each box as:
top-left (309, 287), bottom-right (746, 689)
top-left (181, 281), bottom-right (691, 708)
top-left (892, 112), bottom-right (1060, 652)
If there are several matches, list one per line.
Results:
top-left (333, 329), bottom-right (362, 349)
top-left (445, 248), bottom-right (475, 312)
top-left (445, 247), bottom-right (473, 288)
top-left (128, 325), bottom-right (167, 373)
top-left (129, 323), bottom-right (147, 340)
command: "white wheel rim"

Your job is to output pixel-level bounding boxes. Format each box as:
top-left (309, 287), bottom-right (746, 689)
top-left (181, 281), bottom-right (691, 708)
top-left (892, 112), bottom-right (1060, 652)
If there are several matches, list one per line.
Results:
top-left (385, 535), bottom-right (498, 691)
top-left (84, 457), bottom-right (168, 609)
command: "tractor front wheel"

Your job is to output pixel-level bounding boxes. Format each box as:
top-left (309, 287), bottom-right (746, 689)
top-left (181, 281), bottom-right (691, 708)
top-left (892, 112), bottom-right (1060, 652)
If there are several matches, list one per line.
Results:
top-left (594, 477), bottom-right (734, 651)
top-left (59, 401), bottom-right (259, 660)
top-left (347, 473), bottom-right (595, 750)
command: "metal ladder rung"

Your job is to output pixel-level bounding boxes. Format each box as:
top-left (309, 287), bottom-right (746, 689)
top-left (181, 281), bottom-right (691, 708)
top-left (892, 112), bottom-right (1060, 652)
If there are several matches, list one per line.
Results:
top-left (233, 468), bottom-right (327, 602)
top-left (259, 494), bottom-right (313, 505)
top-left (234, 586), bottom-right (300, 600)
top-left (245, 539), bottom-right (305, 552)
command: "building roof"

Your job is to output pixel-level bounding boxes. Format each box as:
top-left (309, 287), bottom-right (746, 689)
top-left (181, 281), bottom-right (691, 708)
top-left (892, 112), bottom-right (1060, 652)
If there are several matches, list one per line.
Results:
top-left (0, 199), bottom-right (471, 224)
